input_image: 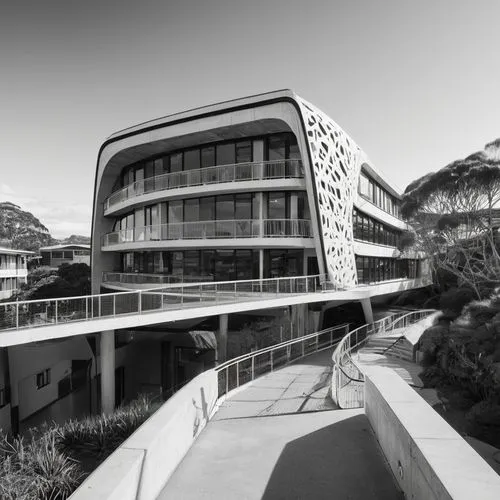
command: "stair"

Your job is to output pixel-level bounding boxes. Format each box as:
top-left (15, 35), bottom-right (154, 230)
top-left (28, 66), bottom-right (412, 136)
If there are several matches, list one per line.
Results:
top-left (364, 335), bottom-right (414, 362)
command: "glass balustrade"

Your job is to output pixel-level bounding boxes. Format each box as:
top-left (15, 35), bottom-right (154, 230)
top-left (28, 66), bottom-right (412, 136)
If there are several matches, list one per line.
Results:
top-left (101, 219), bottom-right (312, 247)
top-left (104, 159), bottom-right (304, 212)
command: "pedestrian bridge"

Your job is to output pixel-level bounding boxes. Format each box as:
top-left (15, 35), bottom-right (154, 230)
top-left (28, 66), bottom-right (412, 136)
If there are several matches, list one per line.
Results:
top-left (0, 274), bottom-right (429, 346)
top-left (71, 312), bottom-right (500, 500)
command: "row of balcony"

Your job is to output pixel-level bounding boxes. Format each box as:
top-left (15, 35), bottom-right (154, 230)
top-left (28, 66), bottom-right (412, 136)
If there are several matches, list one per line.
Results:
top-left (104, 159), bottom-right (304, 213)
top-left (102, 219), bottom-right (313, 247)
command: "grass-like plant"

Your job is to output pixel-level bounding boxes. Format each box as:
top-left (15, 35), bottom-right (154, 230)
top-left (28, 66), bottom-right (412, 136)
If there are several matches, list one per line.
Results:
top-left (0, 395), bottom-right (160, 499)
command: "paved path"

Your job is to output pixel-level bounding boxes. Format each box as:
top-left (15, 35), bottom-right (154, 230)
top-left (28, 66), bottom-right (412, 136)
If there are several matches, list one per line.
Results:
top-left (159, 350), bottom-right (401, 500)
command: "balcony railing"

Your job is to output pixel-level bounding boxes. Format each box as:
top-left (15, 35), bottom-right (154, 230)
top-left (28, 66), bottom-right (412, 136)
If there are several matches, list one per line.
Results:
top-left (102, 219), bottom-right (312, 247)
top-left (104, 159), bottom-right (304, 212)
top-left (331, 309), bottom-right (437, 409)
top-left (0, 274), bottom-right (329, 332)
top-left (102, 272), bottom-right (211, 286)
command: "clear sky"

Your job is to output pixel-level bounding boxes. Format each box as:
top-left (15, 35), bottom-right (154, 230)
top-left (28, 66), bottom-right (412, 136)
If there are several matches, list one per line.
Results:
top-left (1, 0), bottom-right (500, 238)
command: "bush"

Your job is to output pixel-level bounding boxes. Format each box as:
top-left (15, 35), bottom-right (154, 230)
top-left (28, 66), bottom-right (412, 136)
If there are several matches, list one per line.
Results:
top-left (57, 396), bottom-right (159, 458)
top-left (0, 432), bottom-right (82, 500)
top-left (0, 395), bottom-right (159, 499)
top-left (465, 400), bottom-right (500, 446)
top-left (420, 348), bottom-right (437, 368)
top-left (439, 287), bottom-right (476, 317)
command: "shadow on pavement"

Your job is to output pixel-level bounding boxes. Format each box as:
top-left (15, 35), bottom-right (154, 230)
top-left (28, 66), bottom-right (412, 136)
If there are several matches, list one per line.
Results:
top-left (261, 413), bottom-right (402, 500)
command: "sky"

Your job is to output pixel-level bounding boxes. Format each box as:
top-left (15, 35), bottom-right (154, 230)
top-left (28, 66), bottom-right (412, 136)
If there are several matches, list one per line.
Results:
top-left (1, 0), bottom-right (500, 238)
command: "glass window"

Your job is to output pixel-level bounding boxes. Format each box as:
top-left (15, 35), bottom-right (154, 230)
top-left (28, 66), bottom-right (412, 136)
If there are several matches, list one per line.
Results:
top-left (235, 141), bottom-right (252, 163)
top-left (184, 199), bottom-right (200, 222)
top-left (184, 149), bottom-right (200, 171)
top-left (169, 153), bottom-right (182, 173)
top-left (297, 192), bottom-right (310, 219)
top-left (63, 251), bottom-right (73, 259)
top-left (200, 196), bottom-right (215, 221)
top-left (235, 250), bottom-right (253, 280)
top-left (268, 192), bottom-right (287, 219)
top-left (215, 250), bottom-right (235, 281)
top-left (268, 135), bottom-right (286, 161)
top-left (235, 194), bottom-right (252, 219)
top-left (184, 251), bottom-right (200, 277)
top-left (216, 195), bottom-right (234, 220)
top-left (168, 201), bottom-right (183, 224)
top-left (171, 251), bottom-right (183, 276)
top-left (359, 173), bottom-right (371, 200)
top-left (216, 143), bottom-right (235, 165)
top-left (200, 250), bottom-right (215, 279)
top-left (201, 146), bottom-right (216, 168)
top-left (144, 160), bottom-right (154, 178)
top-left (154, 158), bottom-right (164, 176)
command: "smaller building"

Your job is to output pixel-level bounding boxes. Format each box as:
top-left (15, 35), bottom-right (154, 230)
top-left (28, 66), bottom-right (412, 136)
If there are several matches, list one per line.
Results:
top-left (40, 244), bottom-right (91, 269)
top-left (0, 247), bottom-right (34, 300)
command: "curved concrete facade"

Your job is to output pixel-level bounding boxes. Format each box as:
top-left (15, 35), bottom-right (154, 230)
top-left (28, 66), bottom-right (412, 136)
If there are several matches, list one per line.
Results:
top-left (92, 90), bottom-right (426, 292)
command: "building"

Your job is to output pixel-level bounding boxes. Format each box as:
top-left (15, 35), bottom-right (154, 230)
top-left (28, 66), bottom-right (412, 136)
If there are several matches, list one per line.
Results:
top-left (0, 247), bottom-right (33, 300)
top-left (92, 89), bottom-right (428, 296)
top-left (40, 244), bottom-right (91, 269)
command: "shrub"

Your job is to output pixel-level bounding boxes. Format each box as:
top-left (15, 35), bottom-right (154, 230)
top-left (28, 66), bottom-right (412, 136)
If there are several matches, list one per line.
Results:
top-left (420, 348), bottom-right (437, 368)
top-left (0, 432), bottom-right (82, 500)
top-left (465, 400), bottom-right (500, 446)
top-left (439, 287), bottom-right (476, 317)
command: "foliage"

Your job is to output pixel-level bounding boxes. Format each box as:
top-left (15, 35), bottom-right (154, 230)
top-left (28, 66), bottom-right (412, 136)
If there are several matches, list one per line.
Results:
top-left (0, 396), bottom-right (159, 499)
top-left (9, 263), bottom-right (91, 301)
top-left (0, 432), bottom-right (82, 500)
top-left (439, 287), bottom-right (476, 317)
top-left (465, 400), bottom-right (500, 447)
top-left (402, 139), bottom-right (500, 299)
top-left (56, 396), bottom-right (159, 458)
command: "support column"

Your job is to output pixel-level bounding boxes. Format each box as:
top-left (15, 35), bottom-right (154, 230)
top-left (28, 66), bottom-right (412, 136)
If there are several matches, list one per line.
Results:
top-left (259, 249), bottom-right (264, 280)
top-left (360, 298), bottom-right (374, 324)
top-left (100, 330), bottom-right (115, 414)
top-left (216, 314), bottom-right (228, 364)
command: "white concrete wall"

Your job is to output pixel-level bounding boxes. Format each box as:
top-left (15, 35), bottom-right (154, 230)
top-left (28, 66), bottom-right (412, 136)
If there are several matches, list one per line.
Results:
top-left (364, 366), bottom-right (500, 500)
top-left (70, 369), bottom-right (218, 500)
top-left (9, 337), bottom-right (93, 420)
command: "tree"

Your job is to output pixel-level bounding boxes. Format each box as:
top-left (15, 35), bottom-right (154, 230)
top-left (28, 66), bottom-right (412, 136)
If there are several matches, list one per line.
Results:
top-left (402, 139), bottom-right (500, 298)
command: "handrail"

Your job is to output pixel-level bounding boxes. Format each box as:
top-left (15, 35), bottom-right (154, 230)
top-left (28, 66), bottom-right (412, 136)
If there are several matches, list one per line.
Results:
top-left (102, 218), bottom-right (313, 246)
top-left (104, 159), bottom-right (304, 212)
top-left (331, 309), bottom-right (436, 409)
top-left (0, 274), bottom-right (330, 332)
top-left (216, 323), bottom-right (349, 398)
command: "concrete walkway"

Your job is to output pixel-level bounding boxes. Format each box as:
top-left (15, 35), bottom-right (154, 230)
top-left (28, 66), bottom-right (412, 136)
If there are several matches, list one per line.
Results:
top-left (159, 350), bottom-right (401, 500)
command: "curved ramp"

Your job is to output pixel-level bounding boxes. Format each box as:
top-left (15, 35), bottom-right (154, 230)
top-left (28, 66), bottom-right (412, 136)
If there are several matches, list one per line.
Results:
top-left (158, 350), bottom-right (401, 499)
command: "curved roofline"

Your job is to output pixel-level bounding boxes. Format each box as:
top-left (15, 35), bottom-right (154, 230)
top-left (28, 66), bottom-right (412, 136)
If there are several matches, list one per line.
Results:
top-left (106, 89), bottom-right (296, 141)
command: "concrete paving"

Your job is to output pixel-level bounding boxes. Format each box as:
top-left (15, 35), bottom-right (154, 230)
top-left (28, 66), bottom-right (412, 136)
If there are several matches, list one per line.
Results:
top-left (159, 350), bottom-right (402, 500)
top-left (213, 348), bottom-right (336, 420)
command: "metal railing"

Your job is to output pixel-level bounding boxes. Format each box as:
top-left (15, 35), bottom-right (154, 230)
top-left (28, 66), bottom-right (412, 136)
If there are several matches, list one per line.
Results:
top-left (102, 272), bottom-right (212, 286)
top-left (216, 323), bottom-right (349, 399)
top-left (331, 309), bottom-right (436, 409)
top-left (104, 159), bottom-right (304, 212)
top-left (0, 274), bottom-right (329, 332)
top-left (102, 219), bottom-right (313, 247)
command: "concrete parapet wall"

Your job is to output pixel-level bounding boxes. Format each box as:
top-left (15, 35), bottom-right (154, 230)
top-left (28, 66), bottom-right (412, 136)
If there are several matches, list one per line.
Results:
top-left (70, 369), bottom-right (218, 500)
top-left (364, 366), bottom-right (500, 500)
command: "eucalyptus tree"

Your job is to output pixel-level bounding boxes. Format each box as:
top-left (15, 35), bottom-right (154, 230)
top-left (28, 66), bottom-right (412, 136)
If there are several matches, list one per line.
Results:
top-left (402, 139), bottom-right (500, 298)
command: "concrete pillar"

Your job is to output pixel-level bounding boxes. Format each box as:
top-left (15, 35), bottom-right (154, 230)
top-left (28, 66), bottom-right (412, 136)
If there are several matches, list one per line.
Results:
top-left (290, 193), bottom-right (298, 219)
top-left (100, 330), bottom-right (115, 414)
top-left (360, 298), bottom-right (374, 324)
top-left (259, 249), bottom-right (264, 280)
top-left (216, 314), bottom-right (228, 364)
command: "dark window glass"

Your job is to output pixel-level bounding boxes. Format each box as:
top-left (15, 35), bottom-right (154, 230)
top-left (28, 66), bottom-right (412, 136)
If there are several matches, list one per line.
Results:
top-left (268, 135), bottom-right (286, 161)
top-left (235, 141), bottom-right (252, 163)
top-left (52, 251), bottom-right (63, 259)
top-left (184, 149), bottom-right (200, 171)
top-left (235, 250), bottom-right (253, 280)
top-left (170, 153), bottom-right (183, 173)
top-left (63, 251), bottom-right (73, 259)
top-left (216, 195), bottom-right (234, 220)
top-left (144, 161), bottom-right (154, 178)
top-left (268, 192), bottom-right (287, 219)
top-left (184, 251), bottom-right (200, 277)
top-left (216, 143), bottom-right (235, 165)
top-left (235, 194), bottom-right (252, 219)
top-left (200, 197), bottom-right (216, 221)
top-left (171, 251), bottom-right (183, 276)
top-left (200, 250), bottom-right (215, 279)
top-left (201, 146), bottom-right (216, 168)
top-left (184, 199), bottom-right (200, 222)
top-left (297, 192), bottom-right (309, 219)
top-left (168, 201), bottom-right (183, 224)
top-left (215, 250), bottom-right (235, 281)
